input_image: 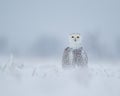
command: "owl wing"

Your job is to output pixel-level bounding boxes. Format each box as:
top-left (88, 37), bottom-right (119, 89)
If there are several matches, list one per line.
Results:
top-left (62, 47), bottom-right (71, 68)
top-left (80, 48), bottom-right (88, 66)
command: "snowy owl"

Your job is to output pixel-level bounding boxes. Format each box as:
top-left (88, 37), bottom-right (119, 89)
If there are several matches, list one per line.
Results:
top-left (62, 33), bottom-right (88, 68)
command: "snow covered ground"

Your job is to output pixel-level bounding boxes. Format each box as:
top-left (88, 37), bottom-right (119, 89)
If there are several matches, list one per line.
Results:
top-left (0, 56), bottom-right (120, 96)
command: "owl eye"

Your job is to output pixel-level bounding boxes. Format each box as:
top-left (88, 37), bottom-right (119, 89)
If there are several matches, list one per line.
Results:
top-left (77, 36), bottom-right (79, 38)
top-left (71, 36), bottom-right (74, 38)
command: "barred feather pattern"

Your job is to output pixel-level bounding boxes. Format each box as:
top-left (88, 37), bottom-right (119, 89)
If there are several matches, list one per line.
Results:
top-left (62, 47), bottom-right (88, 68)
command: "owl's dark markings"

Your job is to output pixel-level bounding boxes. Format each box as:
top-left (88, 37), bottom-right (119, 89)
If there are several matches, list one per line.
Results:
top-left (62, 47), bottom-right (88, 68)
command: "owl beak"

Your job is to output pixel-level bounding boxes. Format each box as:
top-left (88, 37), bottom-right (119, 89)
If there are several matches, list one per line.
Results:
top-left (74, 38), bottom-right (77, 42)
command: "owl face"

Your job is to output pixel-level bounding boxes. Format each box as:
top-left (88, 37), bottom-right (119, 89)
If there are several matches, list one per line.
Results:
top-left (69, 33), bottom-right (80, 42)
top-left (69, 33), bottom-right (81, 49)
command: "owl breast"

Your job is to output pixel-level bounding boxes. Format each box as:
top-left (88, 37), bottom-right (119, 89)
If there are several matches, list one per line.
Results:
top-left (72, 48), bottom-right (83, 66)
top-left (69, 51), bottom-right (73, 64)
top-left (62, 47), bottom-right (88, 68)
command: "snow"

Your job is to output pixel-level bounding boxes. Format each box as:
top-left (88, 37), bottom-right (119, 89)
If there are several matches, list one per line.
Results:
top-left (0, 57), bottom-right (120, 96)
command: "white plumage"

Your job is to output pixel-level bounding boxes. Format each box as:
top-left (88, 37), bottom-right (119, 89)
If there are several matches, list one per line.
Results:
top-left (62, 33), bottom-right (88, 68)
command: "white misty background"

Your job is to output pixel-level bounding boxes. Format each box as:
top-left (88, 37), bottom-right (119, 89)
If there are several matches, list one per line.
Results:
top-left (0, 0), bottom-right (120, 96)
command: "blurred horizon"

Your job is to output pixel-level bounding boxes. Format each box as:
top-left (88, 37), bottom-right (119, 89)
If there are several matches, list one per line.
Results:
top-left (0, 0), bottom-right (120, 60)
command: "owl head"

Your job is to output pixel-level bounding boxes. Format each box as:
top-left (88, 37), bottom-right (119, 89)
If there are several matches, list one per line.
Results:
top-left (69, 33), bottom-right (82, 49)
